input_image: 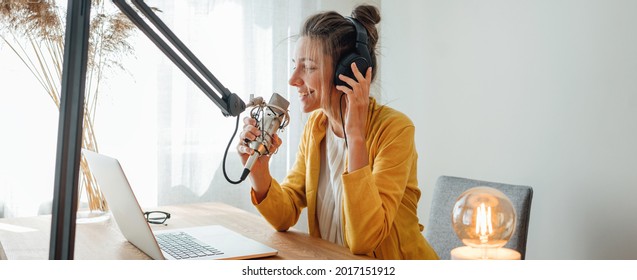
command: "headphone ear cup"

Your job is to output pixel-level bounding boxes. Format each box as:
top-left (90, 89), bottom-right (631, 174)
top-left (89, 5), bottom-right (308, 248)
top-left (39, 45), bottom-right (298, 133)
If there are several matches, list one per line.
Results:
top-left (334, 53), bottom-right (370, 88)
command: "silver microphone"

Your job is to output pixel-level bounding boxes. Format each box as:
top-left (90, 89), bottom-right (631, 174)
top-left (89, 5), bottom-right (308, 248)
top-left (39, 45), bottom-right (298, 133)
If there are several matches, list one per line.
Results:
top-left (241, 92), bottom-right (290, 180)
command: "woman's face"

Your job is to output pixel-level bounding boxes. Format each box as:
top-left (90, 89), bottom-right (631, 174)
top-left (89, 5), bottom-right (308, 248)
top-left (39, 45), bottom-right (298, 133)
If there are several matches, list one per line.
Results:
top-left (288, 37), bottom-right (335, 113)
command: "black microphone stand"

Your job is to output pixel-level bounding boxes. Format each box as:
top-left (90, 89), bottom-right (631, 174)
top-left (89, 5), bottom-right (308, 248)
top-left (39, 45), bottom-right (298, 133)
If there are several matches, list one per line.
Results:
top-left (112, 0), bottom-right (245, 116)
top-left (50, 0), bottom-right (246, 259)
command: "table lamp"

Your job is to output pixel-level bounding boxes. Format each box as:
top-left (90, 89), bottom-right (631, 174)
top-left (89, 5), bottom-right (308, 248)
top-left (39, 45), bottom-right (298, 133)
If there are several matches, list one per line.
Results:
top-left (450, 186), bottom-right (520, 260)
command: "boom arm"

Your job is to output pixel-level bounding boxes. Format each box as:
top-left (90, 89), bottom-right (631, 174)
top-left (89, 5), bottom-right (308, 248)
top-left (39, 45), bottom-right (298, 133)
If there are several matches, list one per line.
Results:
top-left (112, 0), bottom-right (246, 116)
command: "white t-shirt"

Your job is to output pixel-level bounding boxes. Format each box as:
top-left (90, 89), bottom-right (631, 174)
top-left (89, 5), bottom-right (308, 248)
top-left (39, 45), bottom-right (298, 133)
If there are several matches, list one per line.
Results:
top-left (316, 126), bottom-right (347, 245)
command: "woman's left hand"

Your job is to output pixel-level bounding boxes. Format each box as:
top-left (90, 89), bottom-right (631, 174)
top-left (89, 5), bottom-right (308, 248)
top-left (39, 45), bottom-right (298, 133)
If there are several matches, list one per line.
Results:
top-left (336, 62), bottom-right (373, 142)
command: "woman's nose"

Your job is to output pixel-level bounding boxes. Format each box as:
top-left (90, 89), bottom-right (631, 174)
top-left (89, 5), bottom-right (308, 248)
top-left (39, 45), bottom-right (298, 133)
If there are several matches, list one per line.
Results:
top-left (288, 70), bottom-right (303, 87)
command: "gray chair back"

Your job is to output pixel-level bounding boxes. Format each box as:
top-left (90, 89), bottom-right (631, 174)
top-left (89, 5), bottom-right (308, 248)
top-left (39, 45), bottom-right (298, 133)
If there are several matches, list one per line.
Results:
top-left (425, 175), bottom-right (533, 259)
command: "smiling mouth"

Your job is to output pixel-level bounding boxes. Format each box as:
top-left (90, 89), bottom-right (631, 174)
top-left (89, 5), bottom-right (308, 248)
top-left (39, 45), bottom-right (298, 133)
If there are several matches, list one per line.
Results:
top-left (300, 89), bottom-right (315, 97)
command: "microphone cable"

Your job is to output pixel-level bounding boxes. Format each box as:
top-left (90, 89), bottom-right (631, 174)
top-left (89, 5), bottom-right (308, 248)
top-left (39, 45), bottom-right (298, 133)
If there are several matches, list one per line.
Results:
top-left (222, 115), bottom-right (244, 184)
top-left (222, 103), bottom-right (265, 185)
top-left (340, 92), bottom-right (348, 148)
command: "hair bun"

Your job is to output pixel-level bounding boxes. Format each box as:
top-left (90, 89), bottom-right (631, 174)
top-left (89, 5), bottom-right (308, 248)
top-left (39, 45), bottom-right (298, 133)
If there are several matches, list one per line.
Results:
top-left (350, 4), bottom-right (380, 64)
top-left (351, 5), bottom-right (381, 26)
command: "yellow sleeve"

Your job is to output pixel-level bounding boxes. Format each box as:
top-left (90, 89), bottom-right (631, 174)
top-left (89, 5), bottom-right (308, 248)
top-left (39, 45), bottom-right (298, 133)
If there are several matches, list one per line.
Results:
top-left (250, 113), bottom-right (315, 231)
top-left (251, 176), bottom-right (306, 231)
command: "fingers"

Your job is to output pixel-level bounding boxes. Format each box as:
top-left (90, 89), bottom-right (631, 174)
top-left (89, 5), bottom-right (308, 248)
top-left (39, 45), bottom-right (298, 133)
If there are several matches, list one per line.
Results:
top-left (336, 84), bottom-right (352, 94)
top-left (237, 130), bottom-right (256, 155)
top-left (236, 142), bottom-right (253, 155)
top-left (351, 61), bottom-right (366, 83)
top-left (237, 117), bottom-right (260, 155)
top-left (240, 117), bottom-right (261, 142)
top-left (336, 62), bottom-right (372, 95)
top-left (338, 73), bottom-right (356, 87)
top-left (238, 117), bottom-right (286, 157)
top-left (240, 128), bottom-right (260, 143)
top-left (243, 116), bottom-right (257, 126)
top-left (337, 74), bottom-right (360, 95)
top-left (237, 133), bottom-right (283, 156)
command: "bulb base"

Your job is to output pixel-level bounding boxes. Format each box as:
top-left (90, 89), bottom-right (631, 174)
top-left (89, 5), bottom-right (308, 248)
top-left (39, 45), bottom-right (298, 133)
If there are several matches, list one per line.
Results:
top-left (450, 246), bottom-right (521, 260)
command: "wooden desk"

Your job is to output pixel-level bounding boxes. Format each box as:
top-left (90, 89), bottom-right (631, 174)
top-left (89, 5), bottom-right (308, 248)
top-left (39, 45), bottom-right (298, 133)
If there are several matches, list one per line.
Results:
top-left (0, 202), bottom-right (369, 260)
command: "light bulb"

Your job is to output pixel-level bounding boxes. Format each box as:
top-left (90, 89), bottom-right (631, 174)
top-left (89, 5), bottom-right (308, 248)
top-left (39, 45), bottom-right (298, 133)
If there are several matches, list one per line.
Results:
top-left (451, 186), bottom-right (516, 259)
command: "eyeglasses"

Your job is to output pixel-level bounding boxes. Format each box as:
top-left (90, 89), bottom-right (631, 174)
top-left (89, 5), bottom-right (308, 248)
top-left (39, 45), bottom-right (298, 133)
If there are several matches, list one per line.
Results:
top-left (143, 211), bottom-right (171, 225)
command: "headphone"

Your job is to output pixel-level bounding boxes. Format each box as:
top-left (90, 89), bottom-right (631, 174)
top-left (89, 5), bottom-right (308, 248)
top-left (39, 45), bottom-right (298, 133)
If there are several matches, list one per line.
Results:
top-left (334, 17), bottom-right (373, 88)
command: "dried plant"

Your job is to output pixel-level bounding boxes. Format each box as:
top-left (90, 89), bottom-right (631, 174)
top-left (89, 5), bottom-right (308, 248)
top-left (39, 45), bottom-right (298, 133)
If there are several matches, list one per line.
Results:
top-left (1, 0), bottom-right (138, 212)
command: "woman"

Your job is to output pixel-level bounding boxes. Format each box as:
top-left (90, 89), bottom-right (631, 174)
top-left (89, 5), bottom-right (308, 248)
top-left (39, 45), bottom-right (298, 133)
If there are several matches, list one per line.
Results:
top-left (237, 5), bottom-right (438, 260)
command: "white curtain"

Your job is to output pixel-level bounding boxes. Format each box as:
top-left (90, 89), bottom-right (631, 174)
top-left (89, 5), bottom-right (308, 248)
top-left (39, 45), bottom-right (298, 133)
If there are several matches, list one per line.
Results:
top-left (1, 1), bottom-right (372, 235)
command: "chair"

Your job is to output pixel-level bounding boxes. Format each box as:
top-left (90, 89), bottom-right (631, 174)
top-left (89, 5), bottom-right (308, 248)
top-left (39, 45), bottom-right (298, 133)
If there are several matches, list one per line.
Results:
top-left (425, 175), bottom-right (533, 260)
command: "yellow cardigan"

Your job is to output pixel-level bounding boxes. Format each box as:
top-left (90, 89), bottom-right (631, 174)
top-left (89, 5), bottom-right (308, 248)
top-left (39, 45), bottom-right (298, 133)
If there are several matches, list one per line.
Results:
top-left (252, 97), bottom-right (438, 260)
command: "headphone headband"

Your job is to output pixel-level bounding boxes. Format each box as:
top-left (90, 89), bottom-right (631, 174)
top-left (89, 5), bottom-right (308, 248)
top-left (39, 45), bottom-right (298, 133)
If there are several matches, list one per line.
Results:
top-left (333, 17), bottom-right (373, 88)
top-left (345, 17), bottom-right (373, 68)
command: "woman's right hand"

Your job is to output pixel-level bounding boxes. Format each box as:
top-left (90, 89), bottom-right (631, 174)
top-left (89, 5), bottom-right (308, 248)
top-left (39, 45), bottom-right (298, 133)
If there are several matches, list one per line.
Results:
top-left (237, 116), bottom-right (260, 164)
top-left (236, 116), bottom-right (282, 201)
top-left (236, 116), bottom-right (282, 166)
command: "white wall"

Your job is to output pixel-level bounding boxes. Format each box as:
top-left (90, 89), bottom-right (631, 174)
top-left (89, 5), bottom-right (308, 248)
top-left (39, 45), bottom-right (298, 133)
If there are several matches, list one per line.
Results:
top-left (381, 0), bottom-right (637, 259)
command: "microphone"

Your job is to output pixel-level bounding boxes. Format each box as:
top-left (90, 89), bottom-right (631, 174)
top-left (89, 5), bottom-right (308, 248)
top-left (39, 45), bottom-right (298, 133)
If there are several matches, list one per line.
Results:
top-left (240, 93), bottom-right (290, 181)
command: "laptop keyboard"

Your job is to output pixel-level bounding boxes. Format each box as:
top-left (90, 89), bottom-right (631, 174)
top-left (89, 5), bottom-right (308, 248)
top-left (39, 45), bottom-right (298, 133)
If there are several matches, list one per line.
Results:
top-left (156, 231), bottom-right (224, 259)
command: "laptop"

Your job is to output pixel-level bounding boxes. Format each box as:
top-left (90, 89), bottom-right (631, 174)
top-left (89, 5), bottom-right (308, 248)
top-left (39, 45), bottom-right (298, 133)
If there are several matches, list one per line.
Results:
top-left (82, 149), bottom-right (278, 260)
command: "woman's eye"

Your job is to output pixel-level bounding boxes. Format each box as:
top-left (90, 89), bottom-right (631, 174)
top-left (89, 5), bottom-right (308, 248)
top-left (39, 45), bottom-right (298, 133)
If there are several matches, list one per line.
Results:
top-left (291, 62), bottom-right (316, 72)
